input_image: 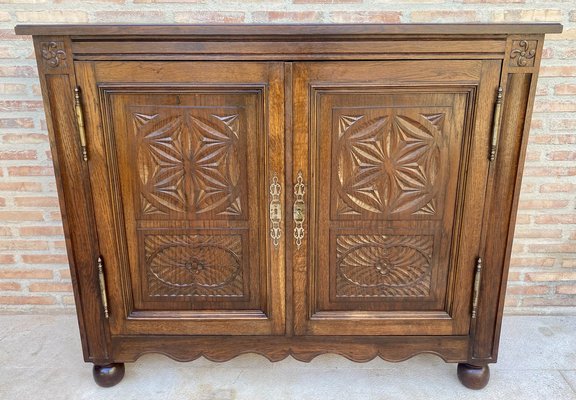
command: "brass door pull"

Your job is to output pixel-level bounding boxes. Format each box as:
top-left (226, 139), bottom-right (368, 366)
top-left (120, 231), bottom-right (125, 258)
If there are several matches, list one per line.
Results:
top-left (293, 171), bottom-right (306, 249)
top-left (269, 174), bottom-right (282, 247)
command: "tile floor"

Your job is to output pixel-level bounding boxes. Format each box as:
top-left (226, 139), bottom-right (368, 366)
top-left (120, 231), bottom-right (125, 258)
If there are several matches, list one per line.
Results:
top-left (0, 315), bottom-right (575, 399)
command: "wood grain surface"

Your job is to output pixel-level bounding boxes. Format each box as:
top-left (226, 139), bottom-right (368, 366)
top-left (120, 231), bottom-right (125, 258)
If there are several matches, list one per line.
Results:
top-left (21, 24), bottom-right (557, 387)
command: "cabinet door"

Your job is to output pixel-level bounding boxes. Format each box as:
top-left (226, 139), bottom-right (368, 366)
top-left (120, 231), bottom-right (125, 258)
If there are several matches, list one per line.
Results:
top-left (292, 60), bottom-right (500, 336)
top-left (76, 62), bottom-right (285, 336)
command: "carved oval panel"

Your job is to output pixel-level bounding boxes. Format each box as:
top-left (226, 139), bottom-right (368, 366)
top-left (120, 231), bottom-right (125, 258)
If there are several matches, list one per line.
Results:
top-left (336, 234), bottom-right (433, 298)
top-left (148, 243), bottom-right (241, 289)
top-left (339, 244), bottom-right (429, 289)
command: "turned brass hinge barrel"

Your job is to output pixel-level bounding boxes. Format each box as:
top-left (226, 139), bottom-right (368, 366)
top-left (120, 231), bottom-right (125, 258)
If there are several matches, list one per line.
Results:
top-left (74, 87), bottom-right (88, 161)
top-left (489, 87), bottom-right (503, 162)
top-left (471, 257), bottom-right (483, 319)
top-left (97, 256), bottom-right (109, 319)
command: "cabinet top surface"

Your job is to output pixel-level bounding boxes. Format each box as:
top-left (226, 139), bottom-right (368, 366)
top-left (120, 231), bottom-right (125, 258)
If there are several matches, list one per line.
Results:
top-left (15, 23), bottom-right (562, 37)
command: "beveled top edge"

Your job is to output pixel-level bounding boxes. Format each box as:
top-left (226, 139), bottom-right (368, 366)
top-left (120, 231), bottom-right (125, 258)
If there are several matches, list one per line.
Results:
top-left (14, 23), bottom-right (563, 37)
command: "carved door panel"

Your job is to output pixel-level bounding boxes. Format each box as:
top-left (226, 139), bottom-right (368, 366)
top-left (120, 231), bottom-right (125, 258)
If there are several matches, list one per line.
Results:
top-left (76, 62), bottom-right (285, 335)
top-left (292, 60), bottom-right (501, 335)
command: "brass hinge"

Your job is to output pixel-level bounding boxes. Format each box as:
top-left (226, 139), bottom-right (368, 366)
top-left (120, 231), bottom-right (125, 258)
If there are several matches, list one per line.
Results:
top-left (97, 256), bottom-right (109, 319)
top-left (489, 87), bottom-right (503, 162)
top-left (471, 257), bottom-right (483, 319)
top-left (74, 87), bottom-right (88, 161)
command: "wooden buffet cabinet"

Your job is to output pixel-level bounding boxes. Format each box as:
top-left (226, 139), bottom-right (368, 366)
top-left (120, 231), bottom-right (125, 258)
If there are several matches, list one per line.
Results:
top-left (16, 23), bottom-right (561, 389)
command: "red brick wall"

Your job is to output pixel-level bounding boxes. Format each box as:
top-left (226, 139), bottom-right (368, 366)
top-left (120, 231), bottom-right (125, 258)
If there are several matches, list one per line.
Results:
top-left (0, 0), bottom-right (574, 314)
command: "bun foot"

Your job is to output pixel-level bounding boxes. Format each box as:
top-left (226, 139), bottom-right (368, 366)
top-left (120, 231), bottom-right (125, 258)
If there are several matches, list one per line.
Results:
top-left (457, 363), bottom-right (490, 390)
top-left (93, 363), bottom-right (125, 387)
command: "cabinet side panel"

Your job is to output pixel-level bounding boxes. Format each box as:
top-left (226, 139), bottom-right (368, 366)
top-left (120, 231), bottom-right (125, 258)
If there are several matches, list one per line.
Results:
top-left (33, 37), bottom-right (110, 362)
top-left (474, 73), bottom-right (531, 360)
top-left (473, 35), bottom-right (544, 361)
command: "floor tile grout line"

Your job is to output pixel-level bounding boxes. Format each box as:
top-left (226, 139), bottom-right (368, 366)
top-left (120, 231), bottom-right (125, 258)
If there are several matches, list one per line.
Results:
top-left (0, 314), bottom-right (576, 400)
top-left (561, 371), bottom-right (576, 395)
top-left (560, 371), bottom-right (576, 395)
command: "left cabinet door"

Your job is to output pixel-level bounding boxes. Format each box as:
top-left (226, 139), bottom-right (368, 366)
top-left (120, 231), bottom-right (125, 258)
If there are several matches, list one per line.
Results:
top-left (75, 61), bottom-right (285, 336)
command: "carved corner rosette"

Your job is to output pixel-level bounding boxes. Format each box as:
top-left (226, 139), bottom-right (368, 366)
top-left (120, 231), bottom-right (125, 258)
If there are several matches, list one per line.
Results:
top-left (40, 41), bottom-right (68, 69)
top-left (509, 40), bottom-right (537, 67)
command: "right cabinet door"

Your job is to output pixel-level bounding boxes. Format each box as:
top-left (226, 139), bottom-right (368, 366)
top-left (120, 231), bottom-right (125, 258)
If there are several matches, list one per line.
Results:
top-left (292, 60), bottom-right (501, 336)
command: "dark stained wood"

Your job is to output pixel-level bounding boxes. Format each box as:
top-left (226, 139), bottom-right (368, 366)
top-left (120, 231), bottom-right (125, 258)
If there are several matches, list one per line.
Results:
top-left (491, 36), bottom-right (547, 360)
top-left (68, 40), bottom-right (508, 60)
top-left (20, 23), bottom-right (558, 389)
top-left (473, 35), bottom-right (546, 363)
top-left (76, 61), bottom-right (286, 336)
top-left (31, 36), bottom-right (111, 364)
top-left (111, 335), bottom-right (470, 363)
top-left (292, 60), bottom-right (499, 337)
top-left (15, 23), bottom-right (562, 37)
top-left (284, 61), bottom-right (295, 338)
top-left (457, 363), bottom-right (490, 390)
top-left (93, 363), bottom-right (125, 387)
